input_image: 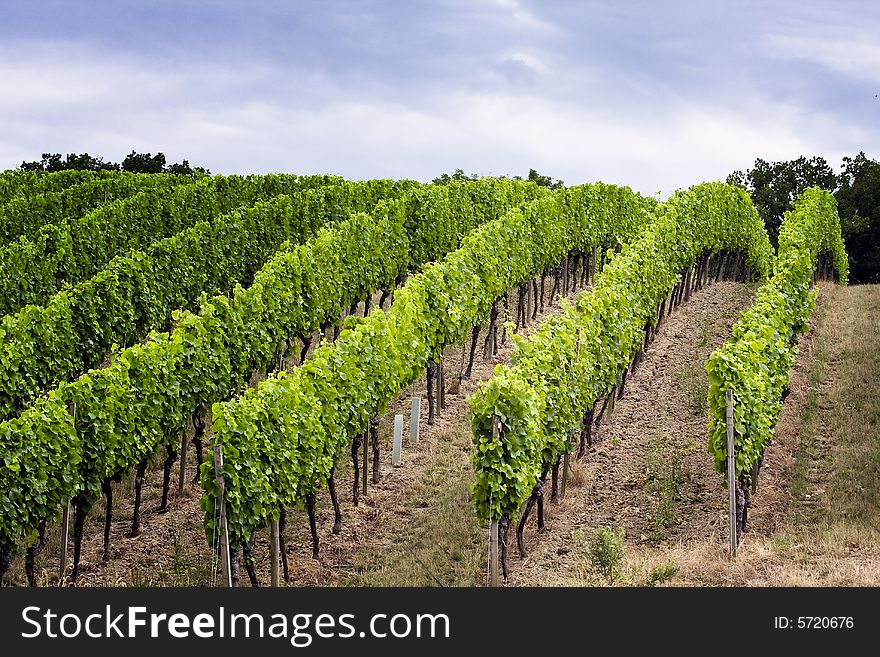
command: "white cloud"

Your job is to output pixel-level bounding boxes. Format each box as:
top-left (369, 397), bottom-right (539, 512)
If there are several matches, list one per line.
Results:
top-left (765, 33), bottom-right (880, 85)
top-left (0, 37), bottom-right (875, 195)
top-left (490, 0), bottom-right (560, 34)
top-left (502, 52), bottom-right (551, 75)
top-left (0, 48), bottom-right (175, 110)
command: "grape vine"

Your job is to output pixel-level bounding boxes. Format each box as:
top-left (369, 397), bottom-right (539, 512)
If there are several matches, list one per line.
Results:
top-left (0, 169), bottom-right (119, 206)
top-left (0, 173), bottom-right (342, 316)
top-left (206, 183), bottom-right (655, 549)
top-left (706, 188), bottom-right (848, 484)
top-left (0, 180), bottom-right (414, 421)
top-left (468, 182), bottom-right (774, 523)
top-left (0, 178), bottom-right (542, 582)
top-left (0, 172), bottom-right (192, 244)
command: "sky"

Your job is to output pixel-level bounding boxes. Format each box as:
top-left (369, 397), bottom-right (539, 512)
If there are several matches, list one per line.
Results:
top-left (1, 0), bottom-right (877, 196)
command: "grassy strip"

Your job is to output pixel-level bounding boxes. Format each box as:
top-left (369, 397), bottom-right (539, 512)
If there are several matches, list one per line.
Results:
top-left (789, 291), bottom-right (829, 503)
top-left (807, 285), bottom-right (880, 526)
top-left (347, 428), bottom-right (485, 587)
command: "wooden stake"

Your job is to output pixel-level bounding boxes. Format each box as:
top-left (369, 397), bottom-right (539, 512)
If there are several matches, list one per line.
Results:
top-left (489, 520), bottom-right (500, 587)
top-left (362, 427), bottom-right (368, 496)
top-left (426, 363), bottom-right (435, 425)
top-left (489, 415), bottom-right (501, 586)
top-left (438, 354), bottom-right (446, 411)
top-left (563, 254), bottom-right (569, 294)
top-left (60, 400), bottom-right (76, 584)
top-left (526, 279), bottom-right (533, 323)
top-left (269, 519), bottom-right (280, 587)
top-left (726, 389), bottom-right (737, 559)
top-left (59, 500), bottom-right (70, 584)
top-left (590, 245), bottom-right (597, 283)
top-left (213, 443), bottom-right (232, 586)
top-left (177, 428), bottom-right (188, 496)
top-left (561, 452), bottom-right (570, 499)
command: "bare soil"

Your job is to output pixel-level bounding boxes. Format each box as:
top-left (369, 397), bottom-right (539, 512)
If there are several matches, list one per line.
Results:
top-left (508, 280), bottom-right (760, 585)
top-left (20, 275), bottom-right (595, 587)
top-left (19, 278), bottom-right (858, 589)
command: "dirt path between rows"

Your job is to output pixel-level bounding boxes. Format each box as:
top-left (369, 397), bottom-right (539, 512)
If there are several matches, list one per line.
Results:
top-left (46, 275), bottom-right (595, 587)
top-left (279, 279), bottom-right (760, 587)
top-left (508, 281), bottom-right (758, 585)
top-left (27, 276), bottom-right (773, 588)
top-left (506, 283), bottom-right (836, 587)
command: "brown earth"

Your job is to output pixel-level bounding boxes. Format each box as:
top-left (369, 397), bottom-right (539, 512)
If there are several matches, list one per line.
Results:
top-left (508, 280), bottom-right (763, 585)
top-left (16, 277), bottom-right (849, 588)
top-left (17, 274), bottom-right (594, 587)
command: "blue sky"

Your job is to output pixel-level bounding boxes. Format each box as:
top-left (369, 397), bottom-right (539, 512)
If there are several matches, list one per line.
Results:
top-left (1, 0), bottom-right (877, 196)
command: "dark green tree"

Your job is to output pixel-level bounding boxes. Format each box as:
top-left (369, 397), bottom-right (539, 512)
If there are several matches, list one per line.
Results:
top-left (18, 151), bottom-right (209, 175)
top-left (432, 168), bottom-right (479, 184)
top-left (433, 167), bottom-right (563, 189)
top-left (20, 152), bottom-right (118, 172)
top-left (518, 167), bottom-right (564, 190)
top-left (730, 153), bottom-right (879, 282)
top-left (121, 151), bottom-right (167, 174)
top-left (165, 159), bottom-right (210, 175)
top-left (64, 152), bottom-right (118, 171)
top-left (727, 156), bottom-right (837, 245)
top-left (835, 152), bottom-right (880, 283)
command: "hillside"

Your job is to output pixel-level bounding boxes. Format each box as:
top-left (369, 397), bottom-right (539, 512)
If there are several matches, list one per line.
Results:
top-left (12, 281), bottom-right (877, 587)
top-left (524, 282), bottom-right (880, 586)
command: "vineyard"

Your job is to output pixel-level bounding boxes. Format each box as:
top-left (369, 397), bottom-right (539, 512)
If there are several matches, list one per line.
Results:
top-left (0, 169), bottom-right (856, 587)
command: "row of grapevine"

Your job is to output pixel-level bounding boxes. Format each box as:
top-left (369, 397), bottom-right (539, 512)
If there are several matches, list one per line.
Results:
top-left (706, 189), bottom-right (847, 506)
top-left (0, 172), bottom-right (197, 243)
top-left (0, 178), bottom-right (543, 583)
top-left (205, 183), bottom-right (656, 551)
top-left (0, 180), bottom-right (415, 421)
top-left (468, 183), bottom-right (774, 526)
top-left (0, 173), bottom-right (342, 316)
top-left (0, 169), bottom-right (121, 206)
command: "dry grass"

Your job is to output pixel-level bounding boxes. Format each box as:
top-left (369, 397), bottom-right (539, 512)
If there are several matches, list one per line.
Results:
top-left (551, 283), bottom-right (880, 587)
top-left (628, 284), bottom-right (880, 586)
top-left (767, 283), bottom-right (880, 583)
top-left (567, 458), bottom-right (588, 489)
top-left (345, 427), bottom-right (486, 587)
top-left (615, 519), bottom-right (880, 587)
top-left (10, 282), bottom-right (877, 589)
top-left (816, 286), bottom-right (880, 525)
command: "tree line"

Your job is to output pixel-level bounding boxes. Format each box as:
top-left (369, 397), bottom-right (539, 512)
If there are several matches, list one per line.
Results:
top-left (728, 153), bottom-right (879, 284)
top-left (433, 167), bottom-right (564, 190)
top-left (19, 151), bottom-right (210, 176)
